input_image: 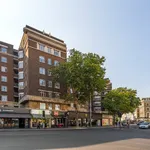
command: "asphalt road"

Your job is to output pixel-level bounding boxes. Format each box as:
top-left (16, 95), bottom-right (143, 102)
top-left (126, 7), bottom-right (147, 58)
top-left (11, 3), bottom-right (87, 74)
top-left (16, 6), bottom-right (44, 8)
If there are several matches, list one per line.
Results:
top-left (0, 128), bottom-right (149, 150)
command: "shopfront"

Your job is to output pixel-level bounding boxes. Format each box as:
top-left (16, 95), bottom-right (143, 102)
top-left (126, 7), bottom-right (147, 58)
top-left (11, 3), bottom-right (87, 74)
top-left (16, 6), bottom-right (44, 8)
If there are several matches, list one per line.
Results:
top-left (0, 107), bottom-right (31, 128)
top-left (51, 111), bottom-right (66, 128)
top-left (68, 111), bottom-right (89, 127)
top-left (102, 114), bottom-right (113, 126)
top-left (30, 109), bottom-right (51, 128)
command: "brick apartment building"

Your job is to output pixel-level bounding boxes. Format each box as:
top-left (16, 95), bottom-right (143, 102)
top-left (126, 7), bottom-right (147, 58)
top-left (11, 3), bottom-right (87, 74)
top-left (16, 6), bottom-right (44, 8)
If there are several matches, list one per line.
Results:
top-left (17, 25), bottom-right (72, 127)
top-left (0, 41), bottom-right (19, 107)
top-left (0, 25), bottom-right (113, 128)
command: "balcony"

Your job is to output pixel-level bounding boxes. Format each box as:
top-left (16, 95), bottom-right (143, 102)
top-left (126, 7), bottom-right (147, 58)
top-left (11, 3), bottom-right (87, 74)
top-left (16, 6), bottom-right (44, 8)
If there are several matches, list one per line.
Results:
top-left (13, 64), bottom-right (18, 69)
top-left (14, 73), bottom-right (18, 79)
top-left (14, 83), bottom-right (18, 88)
top-left (14, 92), bottom-right (19, 97)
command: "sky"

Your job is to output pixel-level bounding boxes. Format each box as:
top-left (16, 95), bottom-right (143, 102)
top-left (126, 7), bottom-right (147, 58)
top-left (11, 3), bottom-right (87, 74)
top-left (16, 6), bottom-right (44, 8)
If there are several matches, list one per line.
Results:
top-left (0, 0), bottom-right (150, 98)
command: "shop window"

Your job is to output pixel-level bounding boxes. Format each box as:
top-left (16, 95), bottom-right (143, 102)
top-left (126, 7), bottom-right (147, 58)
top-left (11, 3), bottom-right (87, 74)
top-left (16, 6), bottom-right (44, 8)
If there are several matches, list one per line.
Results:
top-left (49, 103), bottom-right (52, 110)
top-left (40, 103), bottom-right (46, 110)
top-left (55, 104), bottom-right (60, 110)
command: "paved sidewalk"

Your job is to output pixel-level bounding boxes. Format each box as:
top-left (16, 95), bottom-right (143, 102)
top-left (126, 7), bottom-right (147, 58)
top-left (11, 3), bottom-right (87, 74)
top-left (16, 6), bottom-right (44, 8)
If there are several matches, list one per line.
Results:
top-left (0, 126), bottom-right (114, 132)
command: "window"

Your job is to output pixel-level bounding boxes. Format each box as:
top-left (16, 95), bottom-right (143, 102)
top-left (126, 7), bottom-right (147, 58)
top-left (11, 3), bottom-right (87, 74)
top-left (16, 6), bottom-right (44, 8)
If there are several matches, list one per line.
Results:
top-left (19, 72), bottom-right (24, 79)
top-left (19, 82), bottom-right (24, 89)
top-left (19, 93), bottom-right (24, 99)
top-left (40, 103), bottom-right (46, 110)
top-left (48, 92), bottom-right (52, 98)
top-left (70, 103), bottom-right (74, 108)
top-left (47, 70), bottom-right (52, 76)
top-left (47, 48), bottom-right (51, 54)
top-left (40, 91), bottom-right (46, 97)
top-left (55, 82), bottom-right (60, 89)
top-left (54, 60), bottom-right (59, 66)
top-left (19, 51), bottom-right (23, 58)
top-left (39, 79), bottom-right (46, 86)
top-left (1, 57), bottom-right (7, 63)
top-left (49, 103), bottom-right (52, 110)
top-left (1, 47), bottom-right (7, 53)
top-left (1, 66), bottom-right (7, 72)
top-left (1, 76), bottom-right (7, 82)
top-left (147, 107), bottom-right (150, 111)
top-left (39, 56), bottom-right (45, 63)
top-left (1, 95), bottom-right (7, 101)
top-left (39, 67), bottom-right (45, 75)
top-left (55, 93), bottom-right (60, 98)
top-left (1, 86), bottom-right (7, 92)
top-left (19, 61), bottom-right (23, 69)
top-left (55, 104), bottom-right (60, 110)
top-left (39, 44), bottom-right (45, 51)
top-left (54, 50), bottom-right (59, 56)
top-left (147, 113), bottom-right (149, 118)
top-left (48, 58), bottom-right (52, 65)
top-left (48, 81), bottom-right (52, 87)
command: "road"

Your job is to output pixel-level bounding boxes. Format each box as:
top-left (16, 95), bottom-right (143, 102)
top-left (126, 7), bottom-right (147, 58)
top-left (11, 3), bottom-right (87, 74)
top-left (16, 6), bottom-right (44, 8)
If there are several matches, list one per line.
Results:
top-left (0, 128), bottom-right (149, 150)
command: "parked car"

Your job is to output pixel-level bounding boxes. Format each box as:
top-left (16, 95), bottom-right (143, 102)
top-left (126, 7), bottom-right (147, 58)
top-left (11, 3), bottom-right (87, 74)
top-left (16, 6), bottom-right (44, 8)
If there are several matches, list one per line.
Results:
top-left (122, 121), bottom-right (127, 126)
top-left (139, 122), bottom-right (150, 129)
top-left (137, 121), bottom-right (144, 125)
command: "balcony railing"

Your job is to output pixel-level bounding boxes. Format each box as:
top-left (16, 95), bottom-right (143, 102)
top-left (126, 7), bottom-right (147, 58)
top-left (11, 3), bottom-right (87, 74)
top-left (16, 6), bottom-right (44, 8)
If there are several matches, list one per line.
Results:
top-left (13, 64), bottom-right (18, 69)
top-left (14, 92), bottom-right (19, 97)
top-left (14, 83), bottom-right (18, 88)
top-left (14, 73), bottom-right (18, 78)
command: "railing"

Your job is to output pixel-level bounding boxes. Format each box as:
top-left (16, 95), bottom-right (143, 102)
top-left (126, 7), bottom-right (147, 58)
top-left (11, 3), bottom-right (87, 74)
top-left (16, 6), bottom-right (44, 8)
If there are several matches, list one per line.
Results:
top-left (14, 73), bottom-right (18, 78)
top-left (13, 64), bottom-right (18, 68)
top-left (14, 83), bottom-right (18, 87)
top-left (14, 92), bottom-right (19, 97)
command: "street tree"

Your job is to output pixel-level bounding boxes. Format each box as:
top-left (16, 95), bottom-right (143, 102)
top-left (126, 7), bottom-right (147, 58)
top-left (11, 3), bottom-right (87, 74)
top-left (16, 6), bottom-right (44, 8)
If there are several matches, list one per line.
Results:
top-left (51, 49), bottom-right (106, 126)
top-left (102, 87), bottom-right (141, 122)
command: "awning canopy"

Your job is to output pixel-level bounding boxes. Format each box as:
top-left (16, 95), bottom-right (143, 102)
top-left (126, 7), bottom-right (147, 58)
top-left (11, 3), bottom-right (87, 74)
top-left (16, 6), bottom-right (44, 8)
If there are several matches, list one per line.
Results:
top-left (0, 113), bottom-right (31, 118)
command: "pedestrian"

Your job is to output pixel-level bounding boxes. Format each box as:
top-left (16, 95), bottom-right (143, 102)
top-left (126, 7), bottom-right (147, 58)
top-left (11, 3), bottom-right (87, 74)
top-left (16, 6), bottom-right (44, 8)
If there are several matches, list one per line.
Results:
top-left (127, 120), bottom-right (130, 128)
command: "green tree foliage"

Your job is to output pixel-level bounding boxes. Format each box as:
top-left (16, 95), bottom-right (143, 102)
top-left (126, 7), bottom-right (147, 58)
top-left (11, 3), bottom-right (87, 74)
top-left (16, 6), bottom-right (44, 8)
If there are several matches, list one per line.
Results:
top-left (102, 87), bottom-right (141, 118)
top-left (51, 49), bottom-right (106, 104)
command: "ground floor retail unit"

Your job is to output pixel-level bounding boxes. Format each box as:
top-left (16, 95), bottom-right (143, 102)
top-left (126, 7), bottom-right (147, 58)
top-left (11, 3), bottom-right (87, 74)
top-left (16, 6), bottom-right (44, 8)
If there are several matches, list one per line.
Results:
top-left (0, 107), bottom-right (31, 128)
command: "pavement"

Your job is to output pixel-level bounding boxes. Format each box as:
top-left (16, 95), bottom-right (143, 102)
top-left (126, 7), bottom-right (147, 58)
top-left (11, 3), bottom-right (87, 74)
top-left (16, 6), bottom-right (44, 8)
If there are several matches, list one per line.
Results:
top-left (0, 126), bottom-right (149, 150)
top-left (0, 125), bottom-right (114, 132)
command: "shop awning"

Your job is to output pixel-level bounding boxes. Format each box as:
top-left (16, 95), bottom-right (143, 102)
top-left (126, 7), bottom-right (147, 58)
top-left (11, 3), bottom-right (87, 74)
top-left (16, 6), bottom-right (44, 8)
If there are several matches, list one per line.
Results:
top-left (0, 113), bottom-right (31, 118)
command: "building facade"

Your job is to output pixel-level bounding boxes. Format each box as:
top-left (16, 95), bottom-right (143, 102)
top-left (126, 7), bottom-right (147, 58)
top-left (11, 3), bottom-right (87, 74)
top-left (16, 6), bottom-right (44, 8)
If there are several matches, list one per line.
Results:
top-left (137, 97), bottom-right (150, 120)
top-left (0, 41), bottom-right (18, 107)
top-left (92, 78), bottom-right (113, 126)
top-left (18, 25), bottom-right (69, 127)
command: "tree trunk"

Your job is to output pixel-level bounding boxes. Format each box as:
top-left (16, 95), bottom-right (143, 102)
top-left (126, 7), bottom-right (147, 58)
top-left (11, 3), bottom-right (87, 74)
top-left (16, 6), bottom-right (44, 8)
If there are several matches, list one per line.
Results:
top-left (75, 100), bottom-right (79, 127)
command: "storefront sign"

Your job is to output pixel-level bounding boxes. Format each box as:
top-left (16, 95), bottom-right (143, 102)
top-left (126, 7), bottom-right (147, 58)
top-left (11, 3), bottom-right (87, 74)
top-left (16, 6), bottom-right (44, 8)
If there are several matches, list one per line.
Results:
top-left (54, 111), bottom-right (58, 116)
top-left (31, 109), bottom-right (42, 115)
top-left (0, 109), bottom-right (14, 112)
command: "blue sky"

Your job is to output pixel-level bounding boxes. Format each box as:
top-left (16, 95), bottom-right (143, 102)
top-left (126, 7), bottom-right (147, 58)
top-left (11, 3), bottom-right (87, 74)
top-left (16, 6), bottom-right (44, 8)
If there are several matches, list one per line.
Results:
top-left (0, 0), bottom-right (149, 97)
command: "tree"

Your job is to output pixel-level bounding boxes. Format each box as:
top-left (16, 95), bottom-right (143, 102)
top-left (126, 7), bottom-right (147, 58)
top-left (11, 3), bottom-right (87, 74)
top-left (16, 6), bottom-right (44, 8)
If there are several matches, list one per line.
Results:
top-left (51, 49), bottom-right (106, 126)
top-left (102, 87), bottom-right (141, 122)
